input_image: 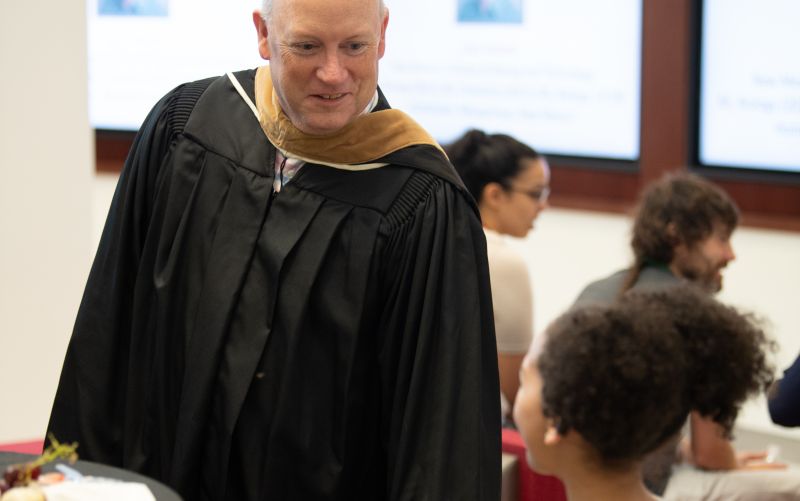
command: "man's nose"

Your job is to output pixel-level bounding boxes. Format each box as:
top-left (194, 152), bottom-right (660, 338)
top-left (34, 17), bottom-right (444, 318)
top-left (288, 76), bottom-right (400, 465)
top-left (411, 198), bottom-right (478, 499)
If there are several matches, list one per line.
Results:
top-left (317, 51), bottom-right (347, 84)
top-left (725, 242), bottom-right (736, 262)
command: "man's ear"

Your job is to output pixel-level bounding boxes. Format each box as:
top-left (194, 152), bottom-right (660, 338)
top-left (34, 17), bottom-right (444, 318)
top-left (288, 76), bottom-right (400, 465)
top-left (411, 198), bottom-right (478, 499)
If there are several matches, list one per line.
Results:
top-left (252, 10), bottom-right (271, 60)
top-left (377, 8), bottom-right (389, 59)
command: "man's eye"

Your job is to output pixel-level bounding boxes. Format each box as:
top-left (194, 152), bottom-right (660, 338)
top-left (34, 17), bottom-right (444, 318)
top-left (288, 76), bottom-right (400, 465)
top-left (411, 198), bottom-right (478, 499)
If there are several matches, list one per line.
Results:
top-left (346, 42), bottom-right (367, 53)
top-left (293, 43), bottom-right (317, 52)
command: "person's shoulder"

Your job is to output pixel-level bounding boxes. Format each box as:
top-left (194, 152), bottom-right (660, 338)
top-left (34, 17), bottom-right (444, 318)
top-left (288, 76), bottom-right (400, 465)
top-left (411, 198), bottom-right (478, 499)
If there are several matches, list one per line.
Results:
top-left (573, 269), bottom-right (629, 307)
top-left (383, 143), bottom-right (468, 192)
top-left (144, 72), bottom-right (226, 139)
top-left (123, 73), bottom-right (227, 173)
top-left (293, 162), bottom-right (418, 213)
top-left (338, 163), bottom-right (479, 242)
top-left (380, 166), bottom-right (478, 230)
top-left (297, 150), bottom-right (475, 218)
top-left (379, 143), bottom-right (478, 219)
top-left (634, 265), bottom-right (680, 288)
top-left (178, 70), bottom-right (256, 131)
top-left (485, 230), bottom-right (527, 271)
top-left (585, 268), bottom-right (629, 291)
top-left (175, 69), bottom-right (273, 175)
top-left (185, 69), bottom-right (257, 113)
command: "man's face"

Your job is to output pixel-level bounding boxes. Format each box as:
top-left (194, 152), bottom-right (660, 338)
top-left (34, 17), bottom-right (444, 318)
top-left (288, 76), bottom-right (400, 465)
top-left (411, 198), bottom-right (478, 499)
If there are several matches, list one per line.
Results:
top-left (671, 226), bottom-right (736, 293)
top-left (253, 0), bottom-right (388, 135)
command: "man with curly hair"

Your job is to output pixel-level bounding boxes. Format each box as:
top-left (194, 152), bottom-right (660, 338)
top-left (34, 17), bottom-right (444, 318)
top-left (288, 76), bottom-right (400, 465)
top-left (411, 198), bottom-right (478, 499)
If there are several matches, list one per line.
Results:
top-left (575, 171), bottom-right (738, 304)
top-left (572, 171), bottom-right (798, 499)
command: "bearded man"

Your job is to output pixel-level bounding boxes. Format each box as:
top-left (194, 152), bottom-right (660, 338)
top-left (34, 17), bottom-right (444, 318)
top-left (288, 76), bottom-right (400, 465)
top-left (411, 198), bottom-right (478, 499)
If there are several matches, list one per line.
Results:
top-left (572, 171), bottom-right (796, 500)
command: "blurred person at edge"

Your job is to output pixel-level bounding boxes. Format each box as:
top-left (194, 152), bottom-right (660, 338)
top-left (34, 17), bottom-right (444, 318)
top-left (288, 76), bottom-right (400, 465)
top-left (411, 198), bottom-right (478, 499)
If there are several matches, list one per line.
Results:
top-left (769, 352), bottom-right (800, 427)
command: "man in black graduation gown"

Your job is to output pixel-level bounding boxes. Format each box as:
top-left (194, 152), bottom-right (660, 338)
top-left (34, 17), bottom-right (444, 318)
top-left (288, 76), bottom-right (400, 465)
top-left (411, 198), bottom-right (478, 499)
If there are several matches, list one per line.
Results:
top-left (47, 0), bottom-right (502, 499)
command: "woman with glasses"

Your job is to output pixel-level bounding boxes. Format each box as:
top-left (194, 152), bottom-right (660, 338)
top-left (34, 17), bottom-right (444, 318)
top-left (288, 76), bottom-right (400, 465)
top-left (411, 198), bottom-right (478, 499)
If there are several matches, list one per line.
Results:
top-left (446, 129), bottom-right (550, 425)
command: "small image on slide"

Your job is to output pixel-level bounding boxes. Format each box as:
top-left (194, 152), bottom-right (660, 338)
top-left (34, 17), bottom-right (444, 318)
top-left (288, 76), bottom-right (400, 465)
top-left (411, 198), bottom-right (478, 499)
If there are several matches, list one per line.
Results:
top-left (99, 0), bottom-right (168, 16)
top-left (457, 0), bottom-right (523, 23)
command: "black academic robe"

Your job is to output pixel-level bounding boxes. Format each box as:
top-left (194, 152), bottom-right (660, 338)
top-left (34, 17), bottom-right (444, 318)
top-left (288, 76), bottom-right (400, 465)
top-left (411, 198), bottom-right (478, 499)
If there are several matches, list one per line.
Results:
top-left (47, 69), bottom-right (501, 501)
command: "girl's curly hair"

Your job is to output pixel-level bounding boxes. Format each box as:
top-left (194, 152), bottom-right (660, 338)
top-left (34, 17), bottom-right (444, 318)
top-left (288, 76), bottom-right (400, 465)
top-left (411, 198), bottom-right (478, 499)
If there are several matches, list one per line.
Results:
top-left (538, 285), bottom-right (774, 467)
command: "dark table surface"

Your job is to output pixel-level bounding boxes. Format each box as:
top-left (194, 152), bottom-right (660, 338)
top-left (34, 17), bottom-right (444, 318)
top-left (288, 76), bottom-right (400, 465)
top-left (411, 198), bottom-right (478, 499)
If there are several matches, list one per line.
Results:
top-left (0, 452), bottom-right (182, 500)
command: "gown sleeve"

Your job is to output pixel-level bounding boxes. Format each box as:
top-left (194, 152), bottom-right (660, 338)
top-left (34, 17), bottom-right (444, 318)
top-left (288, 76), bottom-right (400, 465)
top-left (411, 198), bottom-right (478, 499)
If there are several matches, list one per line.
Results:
top-left (45, 83), bottom-right (192, 463)
top-left (377, 170), bottom-right (501, 501)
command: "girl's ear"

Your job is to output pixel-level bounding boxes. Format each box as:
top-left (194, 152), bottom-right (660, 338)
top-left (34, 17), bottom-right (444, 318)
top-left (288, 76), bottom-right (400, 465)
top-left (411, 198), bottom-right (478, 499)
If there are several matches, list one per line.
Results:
top-left (544, 423), bottom-right (562, 446)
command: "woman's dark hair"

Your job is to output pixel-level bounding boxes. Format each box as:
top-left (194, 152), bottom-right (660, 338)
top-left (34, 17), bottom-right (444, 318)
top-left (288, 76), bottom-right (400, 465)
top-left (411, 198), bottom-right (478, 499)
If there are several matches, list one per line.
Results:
top-left (444, 129), bottom-right (541, 203)
top-left (621, 171), bottom-right (739, 292)
top-left (537, 285), bottom-right (773, 467)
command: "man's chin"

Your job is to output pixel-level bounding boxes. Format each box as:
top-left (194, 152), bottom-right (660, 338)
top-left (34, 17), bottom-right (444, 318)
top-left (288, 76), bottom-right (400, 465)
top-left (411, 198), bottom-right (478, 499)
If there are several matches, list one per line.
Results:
top-left (296, 114), bottom-right (357, 136)
top-left (706, 275), bottom-right (723, 294)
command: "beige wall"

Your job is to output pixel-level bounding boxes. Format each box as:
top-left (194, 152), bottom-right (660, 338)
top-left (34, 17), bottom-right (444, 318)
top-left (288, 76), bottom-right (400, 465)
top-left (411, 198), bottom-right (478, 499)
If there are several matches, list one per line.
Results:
top-left (0, 3), bottom-right (93, 442)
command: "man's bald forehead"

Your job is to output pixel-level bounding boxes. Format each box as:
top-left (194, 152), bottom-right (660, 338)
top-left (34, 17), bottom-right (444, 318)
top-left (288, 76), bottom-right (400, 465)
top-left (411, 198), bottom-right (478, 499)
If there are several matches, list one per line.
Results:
top-left (260, 0), bottom-right (386, 22)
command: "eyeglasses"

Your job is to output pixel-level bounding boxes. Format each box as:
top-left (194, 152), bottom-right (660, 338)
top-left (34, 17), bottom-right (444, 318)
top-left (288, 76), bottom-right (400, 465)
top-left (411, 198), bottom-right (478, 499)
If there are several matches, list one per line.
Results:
top-left (509, 186), bottom-right (550, 204)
